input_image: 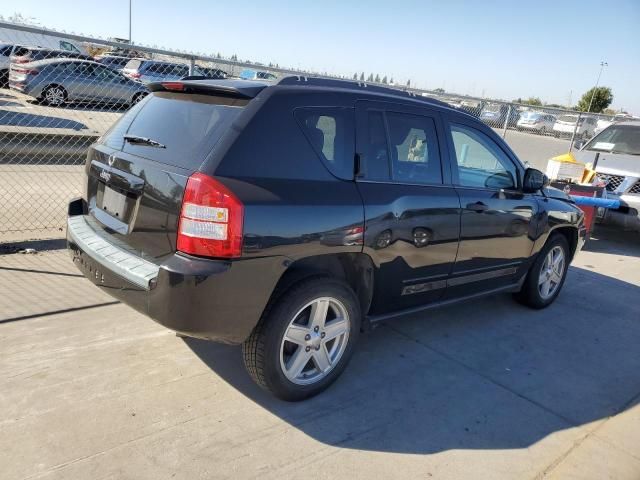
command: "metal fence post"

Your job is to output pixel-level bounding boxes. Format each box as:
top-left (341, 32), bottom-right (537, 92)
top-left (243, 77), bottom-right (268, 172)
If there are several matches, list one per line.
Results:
top-left (569, 112), bottom-right (582, 152)
top-left (189, 57), bottom-right (195, 75)
top-left (502, 104), bottom-right (511, 138)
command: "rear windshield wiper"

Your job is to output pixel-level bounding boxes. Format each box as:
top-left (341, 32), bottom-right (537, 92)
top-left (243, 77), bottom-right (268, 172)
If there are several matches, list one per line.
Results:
top-left (123, 135), bottom-right (166, 148)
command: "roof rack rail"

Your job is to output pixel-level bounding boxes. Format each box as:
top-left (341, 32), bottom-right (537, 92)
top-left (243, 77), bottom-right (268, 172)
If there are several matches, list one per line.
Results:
top-left (277, 75), bottom-right (452, 109)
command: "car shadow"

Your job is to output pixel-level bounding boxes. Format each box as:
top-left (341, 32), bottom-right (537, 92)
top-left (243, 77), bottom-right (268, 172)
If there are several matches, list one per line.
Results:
top-left (183, 259), bottom-right (640, 454)
top-left (584, 224), bottom-right (640, 258)
top-left (0, 110), bottom-right (88, 130)
top-left (26, 98), bottom-right (132, 113)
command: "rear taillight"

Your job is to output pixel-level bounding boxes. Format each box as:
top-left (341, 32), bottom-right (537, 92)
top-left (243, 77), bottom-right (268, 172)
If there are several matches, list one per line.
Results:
top-left (129, 72), bottom-right (141, 79)
top-left (14, 68), bottom-right (38, 75)
top-left (161, 82), bottom-right (185, 91)
top-left (177, 173), bottom-right (244, 258)
top-left (14, 57), bottom-right (29, 64)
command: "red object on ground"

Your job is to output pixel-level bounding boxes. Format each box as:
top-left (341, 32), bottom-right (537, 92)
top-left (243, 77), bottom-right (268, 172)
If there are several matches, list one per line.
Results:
top-left (550, 182), bottom-right (605, 238)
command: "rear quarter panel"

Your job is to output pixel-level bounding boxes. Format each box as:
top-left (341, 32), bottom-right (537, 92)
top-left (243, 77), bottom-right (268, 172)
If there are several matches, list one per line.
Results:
top-left (209, 87), bottom-right (365, 261)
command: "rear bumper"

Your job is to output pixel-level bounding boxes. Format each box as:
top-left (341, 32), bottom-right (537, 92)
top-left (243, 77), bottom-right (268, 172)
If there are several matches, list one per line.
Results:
top-left (67, 200), bottom-right (288, 344)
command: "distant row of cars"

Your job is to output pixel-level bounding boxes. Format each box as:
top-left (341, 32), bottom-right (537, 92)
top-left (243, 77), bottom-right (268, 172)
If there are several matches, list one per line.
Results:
top-left (1, 40), bottom-right (280, 107)
top-left (452, 99), bottom-right (607, 139)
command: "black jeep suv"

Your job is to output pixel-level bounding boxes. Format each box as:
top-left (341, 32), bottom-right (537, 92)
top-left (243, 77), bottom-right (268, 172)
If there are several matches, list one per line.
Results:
top-left (67, 77), bottom-right (586, 401)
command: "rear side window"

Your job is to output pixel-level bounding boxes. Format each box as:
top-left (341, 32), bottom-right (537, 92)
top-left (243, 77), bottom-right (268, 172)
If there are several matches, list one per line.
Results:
top-left (294, 107), bottom-right (355, 180)
top-left (358, 109), bottom-right (442, 185)
top-left (385, 112), bottom-right (442, 184)
top-left (101, 92), bottom-right (248, 168)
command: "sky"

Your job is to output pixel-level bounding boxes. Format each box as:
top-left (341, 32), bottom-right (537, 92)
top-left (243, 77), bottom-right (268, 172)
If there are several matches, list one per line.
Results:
top-left (4, 0), bottom-right (640, 113)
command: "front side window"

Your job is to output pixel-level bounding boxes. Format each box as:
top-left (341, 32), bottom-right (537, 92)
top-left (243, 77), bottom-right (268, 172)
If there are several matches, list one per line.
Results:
top-left (451, 123), bottom-right (517, 189)
top-left (294, 107), bottom-right (355, 180)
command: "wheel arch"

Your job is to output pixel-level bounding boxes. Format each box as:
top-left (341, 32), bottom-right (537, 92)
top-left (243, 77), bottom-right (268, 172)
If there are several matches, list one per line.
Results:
top-left (269, 253), bottom-right (375, 323)
top-left (550, 225), bottom-right (579, 262)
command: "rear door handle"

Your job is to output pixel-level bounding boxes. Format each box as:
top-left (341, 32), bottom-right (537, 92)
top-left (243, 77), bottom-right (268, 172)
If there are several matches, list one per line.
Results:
top-left (466, 201), bottom-right (489, 212)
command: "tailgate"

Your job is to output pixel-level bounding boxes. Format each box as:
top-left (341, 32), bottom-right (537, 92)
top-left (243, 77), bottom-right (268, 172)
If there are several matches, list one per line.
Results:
top-left (84, 90), bottom-right (249, 261)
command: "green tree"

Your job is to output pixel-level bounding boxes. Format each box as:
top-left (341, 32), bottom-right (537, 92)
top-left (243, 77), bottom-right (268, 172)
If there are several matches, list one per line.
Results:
top-left (382, 75), bottom-right (388, 84)
top-left (434, 88), bottom-right (445, 94)
top-left (367, 73), bottom-right (374, 82)
top-left (353, 73), bottom-right (358, 80)
top-left (359, 72), bottom-right (365, 81)
top-left (577, 86), bottom-right (613, 113)
top-left (406, 79), bottom-right (411, 87)
top-left (390, 77), bottom-right (394, 85)
top-left (519, 97), bottom-right (542, 106)
top-left (374, 74), bottom-right (380, 83)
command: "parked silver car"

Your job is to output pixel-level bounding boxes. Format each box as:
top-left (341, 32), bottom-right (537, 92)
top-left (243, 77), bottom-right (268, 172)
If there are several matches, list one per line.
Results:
top-left (9, 58), bottom-right (148, 106)
top-left (574, 120), bottom-right (640, 231)
top-left (121, 59), bottom-right (202, 83)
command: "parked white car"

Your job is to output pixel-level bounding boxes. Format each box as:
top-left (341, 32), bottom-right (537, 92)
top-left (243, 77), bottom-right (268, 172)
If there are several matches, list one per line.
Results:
top-left (553, 115), bottom-right (597, 139)
top-left (594, 114), bottom-right (637, 136)
top-left (517, 111), bottom-right (556, 134)
top-left (573, 121), bottom-right (640, 232)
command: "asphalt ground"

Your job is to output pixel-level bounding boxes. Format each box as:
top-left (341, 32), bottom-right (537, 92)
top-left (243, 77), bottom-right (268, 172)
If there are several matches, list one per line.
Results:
top-left (1, 225), bottom-right (639, 479)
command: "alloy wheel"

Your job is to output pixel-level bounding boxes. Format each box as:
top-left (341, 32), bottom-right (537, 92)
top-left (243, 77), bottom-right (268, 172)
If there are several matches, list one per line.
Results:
top-left (538, 246), bottom-right (565, 299)
top-left (279, 297), bottom-right (350, 385)
top-left (44, 86), bottom-right (65, 105)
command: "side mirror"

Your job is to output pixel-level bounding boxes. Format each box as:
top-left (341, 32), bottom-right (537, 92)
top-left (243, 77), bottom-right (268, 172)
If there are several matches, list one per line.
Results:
top-left (572, 139), bottom-right (586, 150)
top-left (523, 168), bottom-right (549, 193)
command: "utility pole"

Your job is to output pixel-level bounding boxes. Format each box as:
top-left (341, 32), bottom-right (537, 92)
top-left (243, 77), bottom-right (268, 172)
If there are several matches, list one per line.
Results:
top-left (587, 61), bottom-right (607, 112)
top-left (128, 0), bottom-right (132, 43)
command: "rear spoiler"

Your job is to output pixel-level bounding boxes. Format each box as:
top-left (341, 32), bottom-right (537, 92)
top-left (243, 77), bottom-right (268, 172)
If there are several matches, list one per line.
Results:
top-left (147, 79), bottom-right (268, 99)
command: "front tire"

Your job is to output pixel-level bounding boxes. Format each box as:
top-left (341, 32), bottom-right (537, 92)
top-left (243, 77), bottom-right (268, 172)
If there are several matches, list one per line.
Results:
top-left (242, 277), bottom-right (361, 401)
top-left (514, 234), bottom-right (570, 309)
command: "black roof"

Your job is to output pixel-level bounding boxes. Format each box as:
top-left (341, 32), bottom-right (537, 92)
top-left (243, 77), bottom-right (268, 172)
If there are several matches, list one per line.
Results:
top-left (148, 75), bottom-right (466, 115)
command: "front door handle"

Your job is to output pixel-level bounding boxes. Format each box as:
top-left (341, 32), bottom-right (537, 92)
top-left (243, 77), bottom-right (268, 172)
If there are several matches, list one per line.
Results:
top-left (466, 201), bottom-right (489, 212)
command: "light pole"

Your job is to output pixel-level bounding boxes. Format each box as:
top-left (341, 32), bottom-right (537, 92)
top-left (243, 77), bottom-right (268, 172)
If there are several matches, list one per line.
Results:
top-left (128, 0), bottom-right (132, 43)
top-left (587, 61), bottom-right (607, 112)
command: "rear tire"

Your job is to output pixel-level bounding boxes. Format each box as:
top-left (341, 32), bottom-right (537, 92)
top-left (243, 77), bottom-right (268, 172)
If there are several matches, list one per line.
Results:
top-left (42, 84), bottom-right (67, 106)
top-left (242, 277), bottom-right (361, 401)
top-left (514, 234), bottom-right (570, 309)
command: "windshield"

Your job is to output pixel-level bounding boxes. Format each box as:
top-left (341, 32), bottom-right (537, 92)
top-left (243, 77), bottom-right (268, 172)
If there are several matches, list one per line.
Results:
top-left (521, 112), bottom-right (541, 120)
top-left (585, 125), bottom-right (640, 155)
top-left (484, 104), bottom-right (501, 113)
top-left (558, 115), bottom-right (578, 123)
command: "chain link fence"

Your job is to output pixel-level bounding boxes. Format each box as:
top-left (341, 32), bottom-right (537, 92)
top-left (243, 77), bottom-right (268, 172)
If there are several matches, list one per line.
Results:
top-left (0, 20), bottom-right (619, 243)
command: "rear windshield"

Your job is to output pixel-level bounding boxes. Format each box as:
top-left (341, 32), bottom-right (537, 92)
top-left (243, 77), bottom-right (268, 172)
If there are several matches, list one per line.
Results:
top-left (11, 46), bottom-right (29, 57)
top-left (100, 92), bottom-right (247, 168)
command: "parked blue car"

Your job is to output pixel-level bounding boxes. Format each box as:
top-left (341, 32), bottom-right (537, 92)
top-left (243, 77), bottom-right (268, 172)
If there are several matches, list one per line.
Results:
top-left (9, 58), bottom-right (148, 106)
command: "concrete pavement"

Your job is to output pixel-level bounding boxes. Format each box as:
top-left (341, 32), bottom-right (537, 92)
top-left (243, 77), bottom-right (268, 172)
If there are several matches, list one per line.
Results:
top-left (1, 226), bottom-right (639, 480)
